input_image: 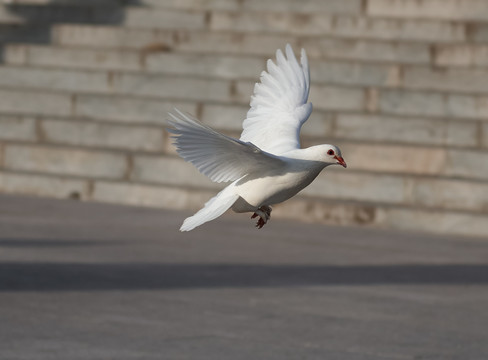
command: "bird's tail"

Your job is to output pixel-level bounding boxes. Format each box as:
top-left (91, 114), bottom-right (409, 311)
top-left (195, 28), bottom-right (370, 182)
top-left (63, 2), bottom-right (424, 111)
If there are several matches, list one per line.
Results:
top-left (180, 185), bottom-right (239, 231)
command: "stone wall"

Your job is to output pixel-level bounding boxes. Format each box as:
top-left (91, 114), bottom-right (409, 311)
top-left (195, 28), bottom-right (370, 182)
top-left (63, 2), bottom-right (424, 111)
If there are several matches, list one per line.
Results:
top-left (0, 0), bottom-right (487, 236)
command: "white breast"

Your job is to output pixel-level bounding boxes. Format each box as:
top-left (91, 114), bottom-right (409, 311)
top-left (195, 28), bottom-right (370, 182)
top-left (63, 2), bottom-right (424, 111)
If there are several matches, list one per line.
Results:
top-left (233, 163), bottom-right (323, 210)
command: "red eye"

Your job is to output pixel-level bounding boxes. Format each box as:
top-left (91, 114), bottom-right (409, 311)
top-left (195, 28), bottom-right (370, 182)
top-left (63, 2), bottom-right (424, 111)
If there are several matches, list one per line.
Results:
top-left (327, 149), bottom-right (334, 156)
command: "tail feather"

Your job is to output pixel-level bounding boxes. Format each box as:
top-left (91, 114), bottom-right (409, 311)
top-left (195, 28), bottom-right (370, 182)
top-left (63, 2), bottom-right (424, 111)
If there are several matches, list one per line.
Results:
top-left (180, 186), bottom-right (239, 231)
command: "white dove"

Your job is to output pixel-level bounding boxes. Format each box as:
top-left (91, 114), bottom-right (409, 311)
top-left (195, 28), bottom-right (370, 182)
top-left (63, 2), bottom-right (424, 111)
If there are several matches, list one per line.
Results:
top-left (167, 44), bottom-right (347, 231)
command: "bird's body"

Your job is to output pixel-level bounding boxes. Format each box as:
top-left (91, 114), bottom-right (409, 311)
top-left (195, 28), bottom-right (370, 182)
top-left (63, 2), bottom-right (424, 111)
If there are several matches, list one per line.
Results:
top-left (167, 45), bottom-right (346, 231)
top-left (232, 148), bottom-right (328, 211)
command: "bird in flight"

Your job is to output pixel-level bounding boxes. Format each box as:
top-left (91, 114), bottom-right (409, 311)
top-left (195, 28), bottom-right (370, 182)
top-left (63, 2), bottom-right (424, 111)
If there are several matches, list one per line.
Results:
top-left (167, 44), bottom-right (347, 231)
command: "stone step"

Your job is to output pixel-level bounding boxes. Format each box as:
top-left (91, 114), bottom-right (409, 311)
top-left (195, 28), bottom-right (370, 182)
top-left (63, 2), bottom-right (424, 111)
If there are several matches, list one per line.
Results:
top-left (2, 143), bottom-right (130, 180)
top-left (434, 44), bottom-right (488, 68)
top-left (366, 0), bottom-right (488, 22)
top-left (119, 6), bottom-right (466, 43)
top-left (201, 104), bottom-right (482, 149)
top-left (2, 90), bottom-right (474, 151)
top-left (126, 152), bottom-right (488, 205)
top-left (0, 168), bottom-right (484, 237)
top-left (1, 112), bottom-right (485, 184)
top-left (0, 66), bottom-right (366, 112)
top-left (207, 10), bottom-right (465, 43)
top-left (0, 169), bottom-right (485, 237)
top-left (2, 142), bottom-right (487, 216)
top-left (125, 0), bottom-right (363, 15)
top-left (0, 88), bottom-right (198, 124)
top-left (4, 44), bottom-right (266, 78)
top-left (1, 63), bottom-right (488, 121)
top-left (0, 88), bottom-right (72, 117)
top-left (7, 44), bottom-right (488, 95)
top-left (123, 7), bottom-right (206, 31)
top-left (0, 170), bottom-right (90, 201)
top-left (51, 24), bottom-right (432, 65)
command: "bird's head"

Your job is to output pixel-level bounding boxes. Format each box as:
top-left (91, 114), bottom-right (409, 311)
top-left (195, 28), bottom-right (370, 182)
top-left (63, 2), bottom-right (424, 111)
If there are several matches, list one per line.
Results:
top-left (322, 145), bottom-right (347, 168)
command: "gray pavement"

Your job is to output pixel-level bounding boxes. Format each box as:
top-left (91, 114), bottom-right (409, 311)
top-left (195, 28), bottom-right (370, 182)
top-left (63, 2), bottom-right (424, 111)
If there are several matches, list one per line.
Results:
top-left (0, 194), bottom-right (487, 360)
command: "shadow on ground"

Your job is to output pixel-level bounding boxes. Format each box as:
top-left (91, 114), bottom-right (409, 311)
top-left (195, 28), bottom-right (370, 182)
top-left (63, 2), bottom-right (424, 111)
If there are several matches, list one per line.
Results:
top-left (1, 262), bottom-right (487, 292)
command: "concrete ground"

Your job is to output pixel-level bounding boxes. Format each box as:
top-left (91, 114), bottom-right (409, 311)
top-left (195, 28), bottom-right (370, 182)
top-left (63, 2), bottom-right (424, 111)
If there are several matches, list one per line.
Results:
top-left (0, 194), bottom-right (487, 360)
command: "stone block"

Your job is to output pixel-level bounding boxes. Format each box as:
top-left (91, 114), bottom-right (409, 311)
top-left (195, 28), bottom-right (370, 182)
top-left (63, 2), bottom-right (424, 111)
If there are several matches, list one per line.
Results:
top-left (303, 171), bottom-right (406, 204)
top-left (200, 104), bottom-right (248, 131)
top-left (4, 44), bottom-right (143, 71)
top-left (209, 11), bottom-right (334, 36)
top-left (342, 143), bottom-right (447, 176)
top-left (0, 171), bottom-right (89, 200)
top-left (383, 207), bottom-right (488, 238)
top-left (367, 0), bottom-right (488, 21)
top-left (331, 15), bottom-right (466, 42)
top-left (300, 111), bottom-right (336, 139)
top-left (4, 144), bottom-right (128, 179)
top-left (52, 25), bottom-right (290, 57)
top-left (0, 66), bottom-right (110, 93)
top-left (137, 0), bottom-right (362, 14)
top-left (446, 94), bottom-right (488, 120)
top-left (309, 85), bottom-right (365, 111)
top-left (232, 81), bottom-right (254, 104)
top-left (434, 44), bottom-right (488, 67)
top-left (467, 24), bottom-right (488, 43)
top-left (0, 116), bottom-right (37, 141)
top-left (0, 89), bottom-right (72, 116)
top-left (112, 73), bottom-right (231, 102)
top-left (446, 121), bottom-right (480, 148)
top-left (210, 11), bottom-right (465, 42)
top-left (241, 0), bottom-right (362, 14)
top-left (123, 7), bottom-right (206, 30)
top-left (74, 95), bottom-right (197, 125)
top-left (41, 119), bottom-right (164, 152)
top-left (303, 38), bottom-right (431, 64)
top-left (131, 155), bottom-right (219, 190)
top-left (405, 177), bottom-right (488, 212)
top-left (445, 149), bottom-right (488, 181)
top-left (3, 44), bottom-right (27, 64)
top-left (379, 90), bottom-right (446, 117)
top-left (403, 67), bottom-right (488, 94)
top-left (310, 61), bottom-right (400, 87)
top-left (91, 181), bottom-right (214, 211)
top-left (146, 52), bottom-right (264, 79)
top-left (483, 123), bottom-right (488, 149)
top-left (52, 24), bottom-right (174, 49)
top-left (334, 114), bottom-right (478, 147)
top-left (272, 197), bottom-right (380, 227)
top-left (174, 31), bottom-right (294, 57)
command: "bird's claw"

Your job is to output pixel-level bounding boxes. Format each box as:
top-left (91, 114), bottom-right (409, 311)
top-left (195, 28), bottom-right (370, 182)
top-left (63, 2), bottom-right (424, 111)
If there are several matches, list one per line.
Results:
top-left (251, 206), bottom-right (272, 229)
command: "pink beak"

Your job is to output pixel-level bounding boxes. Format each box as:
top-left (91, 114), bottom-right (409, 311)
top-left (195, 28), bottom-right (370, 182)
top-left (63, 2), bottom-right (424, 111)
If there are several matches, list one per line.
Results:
top-left (334, 156), bottom-right (347, 168)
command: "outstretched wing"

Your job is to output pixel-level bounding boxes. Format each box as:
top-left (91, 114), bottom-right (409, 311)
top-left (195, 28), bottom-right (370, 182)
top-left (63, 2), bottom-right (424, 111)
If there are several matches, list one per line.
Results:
top-left (167, 109), bottom-right (286, 183)
top-left (240, 44), bottom-right (312, 155)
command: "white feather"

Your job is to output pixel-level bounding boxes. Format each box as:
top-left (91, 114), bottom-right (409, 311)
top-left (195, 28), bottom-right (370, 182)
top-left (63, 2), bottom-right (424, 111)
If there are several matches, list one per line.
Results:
top-left (180, 184), bottom-right (240, 231)
top-left (167, 109), bottom-right (285, 183)
top-left (240, 44), bottom-right (312, 155)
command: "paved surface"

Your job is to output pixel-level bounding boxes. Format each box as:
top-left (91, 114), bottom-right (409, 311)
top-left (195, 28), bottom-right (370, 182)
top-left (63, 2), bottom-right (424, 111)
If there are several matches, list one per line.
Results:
top-left (0, 194), bottom-right (487, 360)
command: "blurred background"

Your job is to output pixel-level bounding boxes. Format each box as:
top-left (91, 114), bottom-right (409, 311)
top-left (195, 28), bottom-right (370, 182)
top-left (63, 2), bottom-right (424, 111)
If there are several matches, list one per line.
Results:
top-left (0, 0), bottom-right (486, 237)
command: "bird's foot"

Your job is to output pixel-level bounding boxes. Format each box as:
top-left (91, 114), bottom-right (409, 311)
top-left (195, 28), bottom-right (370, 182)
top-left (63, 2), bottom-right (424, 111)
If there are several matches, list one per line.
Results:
top-left (251, 206), bottom-right (272, 229)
